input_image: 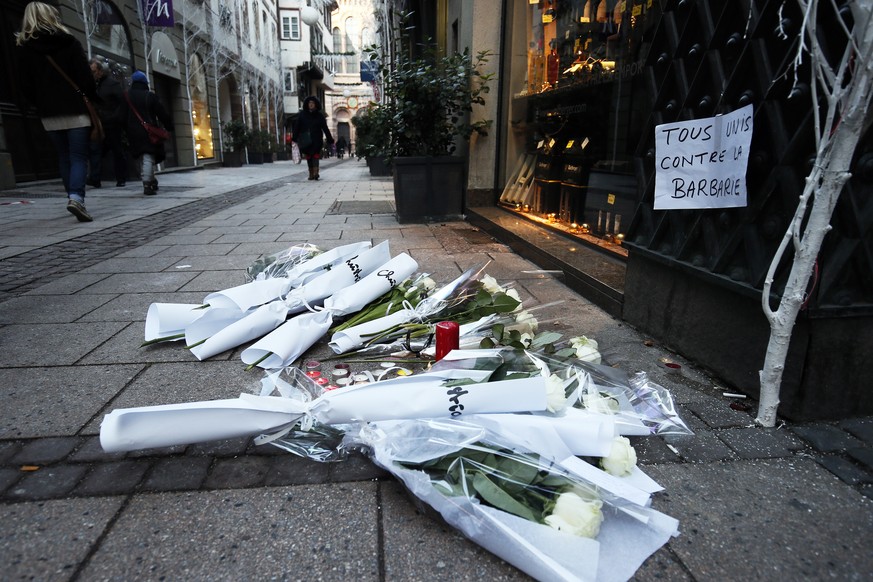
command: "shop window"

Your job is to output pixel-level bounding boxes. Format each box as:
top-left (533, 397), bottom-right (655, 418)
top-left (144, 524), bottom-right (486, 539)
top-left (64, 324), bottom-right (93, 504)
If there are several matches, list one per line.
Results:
top-left (90, 0), bottom-right (132, 70)
top-left (188, 53), bottom-right (214, 160)
top-left (499, 0), bottom-right (661, 255)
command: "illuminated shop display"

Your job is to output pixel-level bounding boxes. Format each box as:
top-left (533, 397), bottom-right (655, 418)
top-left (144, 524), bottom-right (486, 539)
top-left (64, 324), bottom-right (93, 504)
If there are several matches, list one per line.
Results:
top-left (188, 53), bottom-right (215, 160)
top-left (499, 0), bottom-right (659, 256)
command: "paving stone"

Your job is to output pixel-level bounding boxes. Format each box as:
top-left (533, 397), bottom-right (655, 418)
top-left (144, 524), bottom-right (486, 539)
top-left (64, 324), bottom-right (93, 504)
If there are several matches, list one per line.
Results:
top-left (187, 437), bottom-right (250, 457)
top-left (203, 455), bottom-right (272, 489)
top-left (790, 424), bottom-right (864, 452)
top-left (0, 293), bottom-right (117, 324)
top-left (817, 455), bottom-right (873, 486)
top-left (717, 426), bottom-right (808, 459)
top-left (0, 440), bottom-right (22, 464)
top-left (328, 451), bottom-right (389, 482)
top-left (142, 456), bottom-right (212, 491)
top-left (264, 454), bottom-right (330, 486)
top-left (0, 322), bottom-right (128, 367)
top-left (847, 447), bottom-right (873, 472)
top-left (11, 437), bottom-right (82, 465)
top-left (663, 431), bottom-right (737, 463)
top-left (68, 436), bottom-right (128, 463)
top-left (0, 467), bottom-right (22, 494)
top-left (5, 465), bottom-right (88, 500)
top-left (633, 547), bottom-right (693, 582)
top-left (840, 418), bottom-right (873, 445)
top-left (860, 484), bottom-right (873, 501)
top-left (632, 435), bottom-right (682, 465)
top-left (683, 398), bottom-right (756, 429)
top-left (74, 460), bottom-right (151, 496)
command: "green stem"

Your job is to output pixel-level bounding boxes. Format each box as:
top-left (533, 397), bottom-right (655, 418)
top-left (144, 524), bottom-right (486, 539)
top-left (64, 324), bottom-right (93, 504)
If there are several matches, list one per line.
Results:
top-left (185, 339), bottom-right (207, 349)
top-left (140, 333), bottom-right (185, 347)
top-left (244, 351), bottom-right (273, 371)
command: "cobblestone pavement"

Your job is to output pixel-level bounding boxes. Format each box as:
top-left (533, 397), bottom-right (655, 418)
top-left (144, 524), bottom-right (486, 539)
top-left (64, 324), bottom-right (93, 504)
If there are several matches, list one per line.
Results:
top-left (0, 159), bottom-right (870, 581)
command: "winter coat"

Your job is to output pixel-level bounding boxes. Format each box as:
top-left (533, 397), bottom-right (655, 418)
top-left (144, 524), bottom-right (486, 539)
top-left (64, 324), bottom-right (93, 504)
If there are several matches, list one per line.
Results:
top-left (94, 74), bottom-right (124, 127)
top-left (293, 108), bottom-right (333, 157)
top-left (15, 31), bottom-right (97, 120)
top-left (116, 81), bottom-right (174, 162)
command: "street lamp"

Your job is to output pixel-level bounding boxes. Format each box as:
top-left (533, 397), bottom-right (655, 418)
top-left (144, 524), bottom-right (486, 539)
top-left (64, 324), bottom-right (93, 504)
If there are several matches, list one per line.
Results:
top-left (301, 6), bottom-right (319, 26)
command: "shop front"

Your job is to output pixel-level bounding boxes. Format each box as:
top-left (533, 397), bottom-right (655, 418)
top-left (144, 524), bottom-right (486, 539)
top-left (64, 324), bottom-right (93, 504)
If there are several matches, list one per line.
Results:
top-left (495, 0), bottom-right (658, 258)
top-left (474, 0), bottom-right (873, 420)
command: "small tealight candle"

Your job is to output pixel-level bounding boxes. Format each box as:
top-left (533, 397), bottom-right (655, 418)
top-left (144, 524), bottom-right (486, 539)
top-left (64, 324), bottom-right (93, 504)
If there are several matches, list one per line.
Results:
top-left (315, 377), bottom-right (330, 386)
top-left (305, 360), bottom-right (322, 378)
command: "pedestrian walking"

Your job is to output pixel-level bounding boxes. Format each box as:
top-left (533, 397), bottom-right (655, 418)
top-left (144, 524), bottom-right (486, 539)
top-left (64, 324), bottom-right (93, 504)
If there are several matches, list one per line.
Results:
top-left (336, 136), bottom-right (347, 159)
top-left (87, 58), bottom-right (128, 188)
top-left (116, 70), bottom-right (173, 195)
top-left (14, 1), bottom-right (99, 222)
top-left (292, 96), bottom-right (333, 180)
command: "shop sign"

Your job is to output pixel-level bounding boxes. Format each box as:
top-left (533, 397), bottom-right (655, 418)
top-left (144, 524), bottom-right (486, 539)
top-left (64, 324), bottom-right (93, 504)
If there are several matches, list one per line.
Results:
top-left (654, 104), bottom-right (753, 210)
top-left (151, 31), bottom-right (181, 80)
top-left (142, 0), bottom-right (174, 27)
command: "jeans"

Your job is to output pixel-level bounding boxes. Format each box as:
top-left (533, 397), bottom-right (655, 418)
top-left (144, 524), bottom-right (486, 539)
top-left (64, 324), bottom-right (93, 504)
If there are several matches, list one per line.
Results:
top-left (140, 153), bottom-right (156, 183)
top-left (47, 126), bottom-right (90, 203)
top-left (89, 126), bottom-right (128, 183)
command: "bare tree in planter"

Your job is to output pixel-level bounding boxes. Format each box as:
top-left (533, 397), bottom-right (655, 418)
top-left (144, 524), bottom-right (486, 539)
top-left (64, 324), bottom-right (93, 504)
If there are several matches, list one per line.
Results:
top-left (757, 1), bottom-right (873, 426)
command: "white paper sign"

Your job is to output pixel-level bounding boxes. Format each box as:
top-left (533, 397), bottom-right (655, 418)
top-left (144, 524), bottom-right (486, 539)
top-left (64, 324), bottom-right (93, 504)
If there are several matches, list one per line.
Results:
top-left (654, 104), bottom-right (753, 210)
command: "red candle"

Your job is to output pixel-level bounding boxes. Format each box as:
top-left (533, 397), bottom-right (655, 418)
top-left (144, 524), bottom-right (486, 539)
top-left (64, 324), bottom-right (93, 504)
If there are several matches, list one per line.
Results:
top-left (434, 321), bottom-right (460, 361)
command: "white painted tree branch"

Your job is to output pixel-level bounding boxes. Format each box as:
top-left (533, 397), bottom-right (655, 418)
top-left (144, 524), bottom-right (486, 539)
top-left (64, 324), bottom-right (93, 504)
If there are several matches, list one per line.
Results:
top-left (757, 0), bottom-right (873, 426)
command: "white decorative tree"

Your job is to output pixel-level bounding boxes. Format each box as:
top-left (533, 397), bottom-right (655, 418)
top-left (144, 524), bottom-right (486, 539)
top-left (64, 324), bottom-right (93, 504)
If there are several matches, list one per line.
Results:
top-left (757, 1), bottom-right (873, 426)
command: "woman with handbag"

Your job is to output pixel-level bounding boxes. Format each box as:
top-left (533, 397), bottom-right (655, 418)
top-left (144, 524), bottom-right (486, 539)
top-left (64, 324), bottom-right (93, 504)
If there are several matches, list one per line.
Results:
top-left (117, 70), bottom-right (173, 196)
top-left (292, 96), bottom-right (334, 180)
top-left (15, 1), bottom-right (99, 222)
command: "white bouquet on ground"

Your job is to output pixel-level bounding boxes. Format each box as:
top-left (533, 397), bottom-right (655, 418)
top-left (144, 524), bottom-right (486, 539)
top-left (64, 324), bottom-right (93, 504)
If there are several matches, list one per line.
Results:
top-left (354, 418), bottom-right (679, 582)
top-left (99, 365), bottom-right (549, 453)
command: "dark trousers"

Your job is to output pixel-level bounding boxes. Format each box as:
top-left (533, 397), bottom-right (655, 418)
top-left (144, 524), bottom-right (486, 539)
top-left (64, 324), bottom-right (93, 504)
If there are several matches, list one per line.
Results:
top-left (89, 125), bottom-right (128, 183)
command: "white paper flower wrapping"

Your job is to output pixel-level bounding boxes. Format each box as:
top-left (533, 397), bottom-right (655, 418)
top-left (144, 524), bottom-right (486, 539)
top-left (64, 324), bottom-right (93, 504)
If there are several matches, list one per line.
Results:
top-left (355, 419), bottom-right (679, 582)
top-left (143, 303), bottom-right (209, 342)
top-left (99, 371), bottom-right (548, 452)
top-left (283, 240), bottom-right (373, 287)
top-left (282, 240), bottom-right (392, 313)
top-left (240, 310), bottom-right (334, 370)
top-left (188, 302), bottom-right (290, 361)
top-left (321, 253), bottom-right (419, 316)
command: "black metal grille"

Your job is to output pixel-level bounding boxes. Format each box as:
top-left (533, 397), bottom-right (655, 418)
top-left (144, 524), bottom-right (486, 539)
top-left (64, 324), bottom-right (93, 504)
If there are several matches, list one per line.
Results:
top-left (625, 0), bottom-right (873, 314)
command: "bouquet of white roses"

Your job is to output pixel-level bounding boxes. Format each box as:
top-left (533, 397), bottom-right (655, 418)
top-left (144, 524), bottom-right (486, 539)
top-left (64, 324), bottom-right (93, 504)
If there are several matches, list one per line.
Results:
top-left (356, 418), bottom-right (679, 582)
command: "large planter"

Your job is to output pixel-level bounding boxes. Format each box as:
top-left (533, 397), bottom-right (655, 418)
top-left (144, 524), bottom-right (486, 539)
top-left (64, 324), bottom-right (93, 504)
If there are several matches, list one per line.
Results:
top-left (276, 151), bottom-right (289, 161)
top-left (366, 156), bottom-right (391, 176)
top-left (248, 151), bottom-right (263, 165)
top-left (261, 152), bottom-right (274, 164)
top-left (392, 156), bottom-right (465, 223)
top-left (222, 150), bottom-right (244, 167)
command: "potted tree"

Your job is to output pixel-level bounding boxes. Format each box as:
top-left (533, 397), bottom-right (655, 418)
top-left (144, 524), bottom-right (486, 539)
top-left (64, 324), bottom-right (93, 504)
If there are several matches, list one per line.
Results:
top-left (367, 19), bottom-right (493, 222)
top-left (222, 119), bottom-right (249, 167)
top-left (351, 105), bottom-right (391, 176)
top-left (259, 130), bottom-right (274, 163)
top-left (275, 139), bottom-right (289, 161)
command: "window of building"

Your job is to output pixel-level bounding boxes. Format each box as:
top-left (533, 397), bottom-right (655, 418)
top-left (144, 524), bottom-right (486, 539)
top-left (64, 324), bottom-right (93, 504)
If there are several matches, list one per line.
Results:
top-left (284, 69), bottom-right (297, 93)
top-left (281, 11), bottom-right (300, 40)
top-left (499, 0), bottom-right (660, 253)
top-left (187, 52), bottom-right (214, 160)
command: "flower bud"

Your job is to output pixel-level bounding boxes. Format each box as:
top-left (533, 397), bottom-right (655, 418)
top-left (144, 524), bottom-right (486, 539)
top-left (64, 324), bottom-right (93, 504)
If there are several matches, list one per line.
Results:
top-left (600, 436), bottom-right (637, 477)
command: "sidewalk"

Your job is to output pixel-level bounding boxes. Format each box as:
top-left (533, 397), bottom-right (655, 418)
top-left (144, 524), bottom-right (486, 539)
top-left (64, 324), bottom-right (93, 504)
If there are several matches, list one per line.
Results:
top-left (0, 158), bottom-right (870, 581)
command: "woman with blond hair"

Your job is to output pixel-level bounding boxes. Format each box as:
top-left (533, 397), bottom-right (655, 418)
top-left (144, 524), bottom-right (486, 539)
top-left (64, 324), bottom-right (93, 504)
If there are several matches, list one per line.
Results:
top-left (15, 1), bottom-right (98, 222)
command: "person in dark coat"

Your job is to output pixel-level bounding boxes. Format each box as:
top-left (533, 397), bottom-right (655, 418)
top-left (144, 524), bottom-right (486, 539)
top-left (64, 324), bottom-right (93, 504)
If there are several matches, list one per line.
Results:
top-left (15, 1), bottom-right (98, 222)
top-left (87, 58), bottom-right (128, 188)
top-left (116, 70), bottom-right (173, 195)
top-left (335, 136), bottom-right (347, 159)
top-left (292, 96), bottom-right (334, 180)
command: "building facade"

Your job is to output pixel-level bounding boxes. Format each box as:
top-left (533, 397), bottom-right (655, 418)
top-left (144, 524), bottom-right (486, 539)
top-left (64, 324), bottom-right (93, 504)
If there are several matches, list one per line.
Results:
top-left (382, 0), bottom-right (872, 420)
top-left (1, 0), bottom-right (295, 184)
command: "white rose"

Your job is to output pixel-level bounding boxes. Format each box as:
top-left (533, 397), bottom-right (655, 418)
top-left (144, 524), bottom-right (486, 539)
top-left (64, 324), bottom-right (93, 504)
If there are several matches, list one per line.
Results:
top-left (506, 288), bottom-right (522, 303)
top-left (420, 277), bottom-right (437, 291)
top-left (545, 373), bottom-right (567, 413)
top-left (519, 332), bottom-right (534, 347)
top-left (510, 310), bottom-right (538, 335)
top-left (569, 336), bottom-right (601, 364)
top-left (480, 274), bottom-right (503, 294)
top-left (544, 491), bottom-right (603, 538)
top-left (600, 436), bottom-right (637, 477)
top-left (582, 392), bottom-right (620, 415)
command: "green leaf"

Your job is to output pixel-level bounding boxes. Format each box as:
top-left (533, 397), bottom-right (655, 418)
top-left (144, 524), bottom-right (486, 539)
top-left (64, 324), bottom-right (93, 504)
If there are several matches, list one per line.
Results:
top-left (472, 472), bottom-right (538, 522)
top-left (480, 337), bottom-right (496, 349)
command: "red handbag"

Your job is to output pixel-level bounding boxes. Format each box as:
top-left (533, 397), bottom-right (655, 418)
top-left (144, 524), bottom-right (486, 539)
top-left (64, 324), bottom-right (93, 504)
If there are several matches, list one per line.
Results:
top-left (124, 91), bottom-right (169, 144)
